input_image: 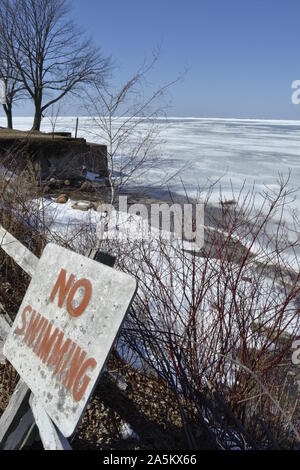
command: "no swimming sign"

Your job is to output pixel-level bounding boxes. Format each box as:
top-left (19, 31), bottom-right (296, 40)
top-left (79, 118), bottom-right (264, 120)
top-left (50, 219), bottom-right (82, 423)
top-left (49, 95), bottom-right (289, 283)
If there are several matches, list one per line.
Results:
top-left (4, 243), bottom-right (137, 437)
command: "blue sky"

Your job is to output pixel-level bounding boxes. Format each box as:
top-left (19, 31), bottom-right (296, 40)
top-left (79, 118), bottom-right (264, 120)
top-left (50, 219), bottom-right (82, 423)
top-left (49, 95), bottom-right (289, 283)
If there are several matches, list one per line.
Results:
top-left (13, 0), bottom-right (300, 119)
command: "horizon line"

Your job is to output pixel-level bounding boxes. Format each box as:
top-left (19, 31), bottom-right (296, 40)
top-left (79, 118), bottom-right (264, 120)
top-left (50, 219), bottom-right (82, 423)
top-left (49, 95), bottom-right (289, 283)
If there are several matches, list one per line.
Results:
top-left (2, 116), bottom-right (300, 124)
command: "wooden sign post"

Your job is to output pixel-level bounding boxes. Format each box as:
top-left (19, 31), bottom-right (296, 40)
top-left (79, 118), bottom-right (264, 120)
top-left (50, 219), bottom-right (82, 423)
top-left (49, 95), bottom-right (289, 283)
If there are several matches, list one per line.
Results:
top-left (0, 227), bottom-right (137, 449)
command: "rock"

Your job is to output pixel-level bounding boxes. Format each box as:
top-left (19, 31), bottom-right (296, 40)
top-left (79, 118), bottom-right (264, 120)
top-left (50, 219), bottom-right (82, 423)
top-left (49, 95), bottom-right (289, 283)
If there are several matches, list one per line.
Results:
top-left (56, 194), bottom-right (69, 204)
top-left (80, 181), bottom-right (94, 192)
top-left (49, 178), bottom-right (60, 189)
top-left (93, 201), bottom-right (105, 211)
top-left (220, 199), bottom-right (237, 208)
top-left (64, 180), bottom-right (71, 187)
top-left (72, 201), bottom-right (94, 212)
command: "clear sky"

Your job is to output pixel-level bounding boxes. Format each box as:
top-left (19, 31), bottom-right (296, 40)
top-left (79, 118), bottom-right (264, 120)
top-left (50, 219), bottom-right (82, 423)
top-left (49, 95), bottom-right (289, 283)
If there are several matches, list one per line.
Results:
top-left (13, 0), bottom-right (300, 119)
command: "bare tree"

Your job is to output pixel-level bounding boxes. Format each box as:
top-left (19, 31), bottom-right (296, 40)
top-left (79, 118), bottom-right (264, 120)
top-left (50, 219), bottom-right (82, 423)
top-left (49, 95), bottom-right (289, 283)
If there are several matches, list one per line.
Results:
top-left (0, 0), bottom-right (111, 131)
top-left (84, 52), bottom-right (182, 204)
top-left (44, 101), bottom-right (62, 139)
top-left (0, 34), bottom-right (25, 128)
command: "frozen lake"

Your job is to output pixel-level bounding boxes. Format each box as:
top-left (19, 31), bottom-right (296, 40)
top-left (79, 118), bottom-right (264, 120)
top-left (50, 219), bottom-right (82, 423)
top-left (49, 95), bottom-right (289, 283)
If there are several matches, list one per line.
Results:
top-left (1, 116), bottom-right (299, 266)
top-left (3, 116), bottom-right (300, 207)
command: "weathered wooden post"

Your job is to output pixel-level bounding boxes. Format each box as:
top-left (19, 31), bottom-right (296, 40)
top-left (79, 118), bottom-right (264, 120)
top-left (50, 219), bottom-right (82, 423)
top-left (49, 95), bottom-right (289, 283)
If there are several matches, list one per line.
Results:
top-left (0, 225), bottom-right (137, 450)
top-left (75, 117), bottom-right (79, 139)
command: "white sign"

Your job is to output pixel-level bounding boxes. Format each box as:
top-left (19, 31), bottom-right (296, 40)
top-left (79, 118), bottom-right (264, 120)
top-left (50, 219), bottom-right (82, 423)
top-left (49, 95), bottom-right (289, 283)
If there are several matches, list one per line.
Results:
top-left (0, 80), bottom-right (6, 105)
top-left (4, 243), bottom-right (137, 437)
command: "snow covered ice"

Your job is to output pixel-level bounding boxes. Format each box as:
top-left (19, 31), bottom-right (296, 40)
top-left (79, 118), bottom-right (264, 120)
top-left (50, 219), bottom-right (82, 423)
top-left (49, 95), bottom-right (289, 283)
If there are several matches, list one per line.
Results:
top-left (4, 116), bottom-right (300, 264)
top-left (4, 116), bottom-right (300, 213)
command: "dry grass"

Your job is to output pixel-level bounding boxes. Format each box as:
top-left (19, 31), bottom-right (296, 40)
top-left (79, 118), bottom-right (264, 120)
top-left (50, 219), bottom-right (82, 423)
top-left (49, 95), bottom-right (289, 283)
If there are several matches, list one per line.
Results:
top-left (0, 127), bottom-right (71, 141)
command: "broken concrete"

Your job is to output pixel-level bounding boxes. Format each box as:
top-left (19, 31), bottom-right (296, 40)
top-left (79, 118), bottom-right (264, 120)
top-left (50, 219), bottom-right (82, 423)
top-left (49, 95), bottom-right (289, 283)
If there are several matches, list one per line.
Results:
top-left (0, 134), bottom-right (108, 181)
top-left (72, 201), bottom-right (95, 212)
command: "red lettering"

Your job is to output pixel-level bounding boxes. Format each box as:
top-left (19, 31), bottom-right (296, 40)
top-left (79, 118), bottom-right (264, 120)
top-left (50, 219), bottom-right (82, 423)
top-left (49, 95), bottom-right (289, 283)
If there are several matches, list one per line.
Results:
top-left (63, 346), bottom-right (87, 391)
top-left (50, 269), bottom-right (92, 318)
top-left (37, 323), bottom-right (59, 364)
top-left (66, 279), bottom-right (92, 318)
top-left (33, 318), bottom-right (49, 353)
top-left (47, 332), bottom-right (72, 376)
top-left (24, 311), bottom-right (44, 348)
top-left (15, 305), bottom-right (32, 336)
top-left (73, 358), bottom-right (97, 402)
top-left (50, 269), bottom-right (75, 308)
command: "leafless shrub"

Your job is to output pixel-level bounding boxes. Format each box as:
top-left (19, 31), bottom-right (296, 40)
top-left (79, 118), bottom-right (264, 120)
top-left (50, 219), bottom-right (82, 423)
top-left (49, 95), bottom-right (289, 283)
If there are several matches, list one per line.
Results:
top-left (83, 50), bottom-right (184, 204)
top-left (99, 177), bottom-right (300, 449)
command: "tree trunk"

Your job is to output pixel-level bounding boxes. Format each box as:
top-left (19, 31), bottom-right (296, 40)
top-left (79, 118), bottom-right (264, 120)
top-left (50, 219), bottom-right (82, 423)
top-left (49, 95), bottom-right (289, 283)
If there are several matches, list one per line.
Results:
top-left (3, 104), bottom-right (13, 129)
top-left (31, 94), bottom-right (42, 131)
top-left (31, 110), bottom-right (42, 131)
